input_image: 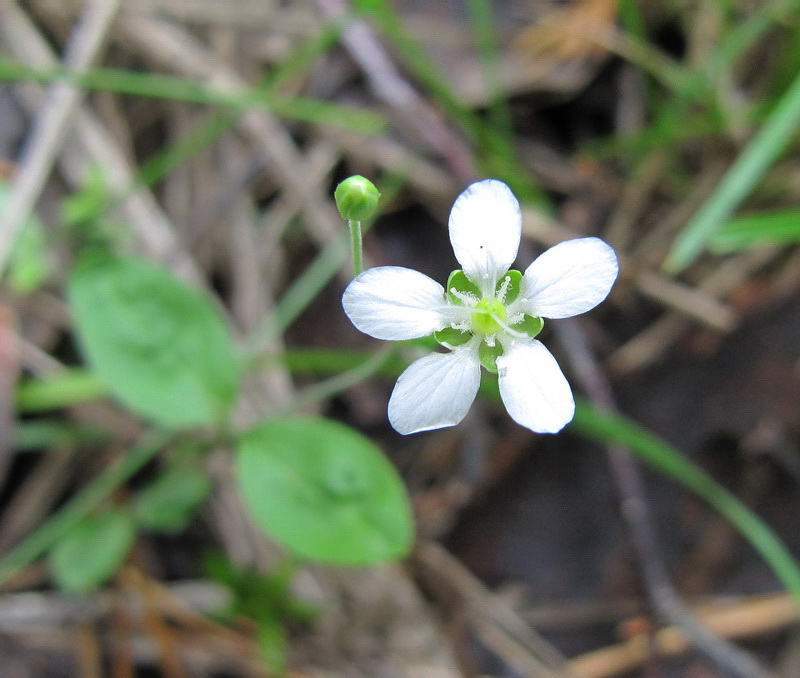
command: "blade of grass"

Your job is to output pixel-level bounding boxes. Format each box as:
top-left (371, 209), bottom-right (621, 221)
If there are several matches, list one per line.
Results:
top-left (592, 0), bottom-right (798, 165)
top-left (279, 344), bottom-right (397, 414)
top-left (707, 0), bottom-right (800, 85)
top-left (710, 208), bottom-right (800, 253)
top-left (571, 402), bottom-right (800, 609)
top-left (466, 0), bottom-right (510, 136)
top-left (0, 60), bottom-right (385, 134)
top-left (350, 0), bottom-right (480, 139)
top-left (663, 67), bottom-right (800, 273)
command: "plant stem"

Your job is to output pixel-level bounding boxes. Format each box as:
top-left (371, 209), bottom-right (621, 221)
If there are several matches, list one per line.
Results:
top-left (349, 218), bottom-right (363, 275)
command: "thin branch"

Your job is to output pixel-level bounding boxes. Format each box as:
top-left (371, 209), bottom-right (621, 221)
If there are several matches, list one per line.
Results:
top-left (315, 0), bottom-right (476, 185)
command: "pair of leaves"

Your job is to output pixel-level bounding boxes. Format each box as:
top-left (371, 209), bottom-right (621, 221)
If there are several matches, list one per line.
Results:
top-left (68, 255), bottom-right (413, 568)
top-left (51, 415), bottom-right (414, 592)
top-left (52, 255), bottom-right (233, 592)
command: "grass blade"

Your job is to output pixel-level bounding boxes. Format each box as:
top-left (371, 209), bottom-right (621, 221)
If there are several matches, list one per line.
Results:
top-left (572, 401), bottom-right (800, 609)
top-left (663, 68), bottom-right (800, 273)
top-left (710, 208), bottom-right (800, 253)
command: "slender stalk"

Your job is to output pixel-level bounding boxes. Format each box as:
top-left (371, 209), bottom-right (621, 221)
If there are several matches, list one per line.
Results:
top-left (349, 218), bottom-right (363, 276)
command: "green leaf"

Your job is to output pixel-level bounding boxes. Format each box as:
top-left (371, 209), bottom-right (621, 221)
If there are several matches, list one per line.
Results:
top-left (68, 255), bottom-right (240, 428)
top-left (709, 208), bottom-right (800, 253)
top-left (132, 464), bottom-right (213, 533)
top-left (236, 417), bottom-right (413, 566)
top-left (48, 508), bottom-right (136, 593)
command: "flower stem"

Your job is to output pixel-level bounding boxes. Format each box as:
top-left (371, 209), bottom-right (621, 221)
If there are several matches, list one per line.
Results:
top-left (349, 218), bottom-right (363, 275)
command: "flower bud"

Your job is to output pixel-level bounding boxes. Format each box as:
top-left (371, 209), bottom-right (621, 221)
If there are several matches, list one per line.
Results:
top-left (335, 176), bottom-right (380, 221)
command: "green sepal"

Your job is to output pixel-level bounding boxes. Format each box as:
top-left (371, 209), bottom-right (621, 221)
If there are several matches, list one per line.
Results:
top-left (514, 315), bottom-right (544, 339)
top-left (478, 340), bottom-right (504, 373)
top-left (496, 269), bottom-right (522, 304)
top-left (446, 270), bottom-right (480, 304)
top-left (434, 327), bottom-right (472, 347)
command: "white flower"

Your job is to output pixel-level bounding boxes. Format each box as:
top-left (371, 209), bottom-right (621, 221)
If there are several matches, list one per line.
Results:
top-left (342, 179), bottom-right (619, 435)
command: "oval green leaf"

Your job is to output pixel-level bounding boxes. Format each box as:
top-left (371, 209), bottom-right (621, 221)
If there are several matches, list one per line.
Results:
top-left (68, 255), bottom-right (240, 428)
top-left (236, 417), bottom-right (413, 566)
top-left (49, 508), bottom-right (136, 593)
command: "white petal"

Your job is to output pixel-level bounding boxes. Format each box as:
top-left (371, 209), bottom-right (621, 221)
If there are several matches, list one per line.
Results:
top-left (342, 266), bottom-right (450, 340)
top-left (388, 348), bottom-right (481, 435)
top-left (497, 340), bottom-right (575, 434)
top-left (448, 179), bottom-right (521, 292)
top-left (521, 237), bottom-right (618, 319)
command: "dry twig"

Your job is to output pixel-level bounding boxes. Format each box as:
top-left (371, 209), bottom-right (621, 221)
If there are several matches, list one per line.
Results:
top-left (0, 0), bottom-right (121, 273)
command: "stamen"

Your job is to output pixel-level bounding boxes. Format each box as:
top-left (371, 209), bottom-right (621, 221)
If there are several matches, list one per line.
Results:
top-left (497, 275), bottom-right (511, 303)
top-left (490, 311), bottom-right (529, 340)
top-left (450, 287), bottom-right (478, 306)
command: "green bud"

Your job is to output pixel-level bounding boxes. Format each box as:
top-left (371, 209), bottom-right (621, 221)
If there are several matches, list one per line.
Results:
top-left (334, 175), bottom-right (381, 221)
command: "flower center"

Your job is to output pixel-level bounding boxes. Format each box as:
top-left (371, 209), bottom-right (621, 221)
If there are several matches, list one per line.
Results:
top-left (471, 297), bottom-right (507, 336)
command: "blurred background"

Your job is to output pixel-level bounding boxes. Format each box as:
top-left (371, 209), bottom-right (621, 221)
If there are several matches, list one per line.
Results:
top-left (1, 0), bottom-right (800, 676)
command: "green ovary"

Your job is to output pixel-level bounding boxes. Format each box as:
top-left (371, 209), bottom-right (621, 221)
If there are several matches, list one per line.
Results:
top-left (471, 297), bottom-right (507, 336)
